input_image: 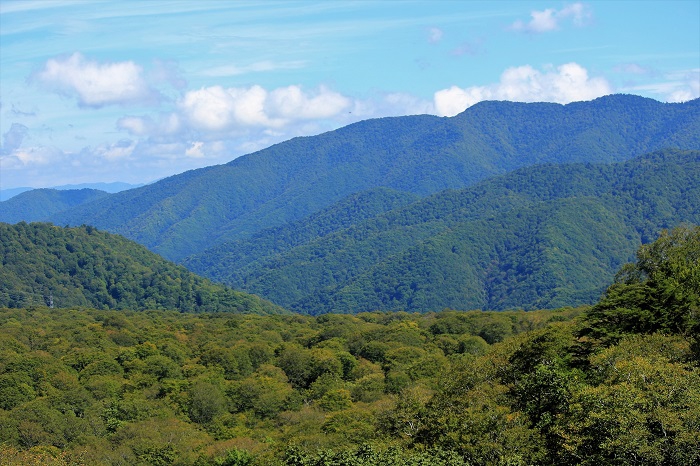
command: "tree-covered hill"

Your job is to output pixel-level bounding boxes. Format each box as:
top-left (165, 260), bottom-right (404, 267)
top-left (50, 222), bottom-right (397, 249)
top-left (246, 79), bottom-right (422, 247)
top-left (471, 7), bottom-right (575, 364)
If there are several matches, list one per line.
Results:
top-left (0, 189), bottom-right (109, 224)
top-left (1, 226), bottom-right (698, 465)
top-left (185, 149), bottom-right (700, 313)
top-left (38, 95), bottom-right (700, 261)
top-left (0, 222), bottom-right (285, 314)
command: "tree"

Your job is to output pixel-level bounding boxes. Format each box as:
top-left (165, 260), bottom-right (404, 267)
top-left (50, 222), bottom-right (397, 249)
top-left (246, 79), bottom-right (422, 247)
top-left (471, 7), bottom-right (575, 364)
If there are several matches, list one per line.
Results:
top-left (556, 335), bottom-right (700, 465)
top-left (581, 225), bottom-right (700, 346)
top-left (188, 381), bottom-right (226, 425)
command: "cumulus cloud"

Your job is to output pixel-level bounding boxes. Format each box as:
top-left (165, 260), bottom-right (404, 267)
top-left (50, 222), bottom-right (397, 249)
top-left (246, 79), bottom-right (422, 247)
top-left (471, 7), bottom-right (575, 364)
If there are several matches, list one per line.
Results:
top-left (34, 53), bottom-right (160, 107)
top-left (268, 85), bottom-right (351, 119)
top-left (510, 2), bottom-right (591, 34)
top-left (178, 84), bottom-right (350, 132)
top-left (434, 62), bottom-right (611, 116)
top-left (179, 85), bottom-right (277, 130)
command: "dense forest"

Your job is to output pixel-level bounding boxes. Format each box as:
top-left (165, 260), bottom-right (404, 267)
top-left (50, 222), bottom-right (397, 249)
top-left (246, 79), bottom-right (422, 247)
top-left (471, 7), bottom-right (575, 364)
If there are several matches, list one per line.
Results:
top-left (1, 225), bottom-right (698, 465)
top-left (184, 149), bottom-right (700, 313)
top-left (1, 95), bottom-right (695, 262)
top-left (0, 222), bottom-right (284, 315)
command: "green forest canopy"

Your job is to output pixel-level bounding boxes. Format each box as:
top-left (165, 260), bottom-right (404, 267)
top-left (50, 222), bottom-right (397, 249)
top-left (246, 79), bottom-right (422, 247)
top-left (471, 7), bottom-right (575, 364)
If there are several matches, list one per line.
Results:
top-left (0, 222), bottom-right (285, 315)
top-left (1, 225), bottom-right (698, 465)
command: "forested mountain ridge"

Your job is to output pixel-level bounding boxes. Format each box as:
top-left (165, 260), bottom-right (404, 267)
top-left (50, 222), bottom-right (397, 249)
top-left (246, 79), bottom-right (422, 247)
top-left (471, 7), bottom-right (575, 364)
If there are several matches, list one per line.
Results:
top-left (40, 95), bottom-right (700, 261)
top-left (185, 149), bottom-right (700, 313)
top-left (0, 222), bottom-right (285, 314)
top-left (0, 188), bottom-right (110, 224)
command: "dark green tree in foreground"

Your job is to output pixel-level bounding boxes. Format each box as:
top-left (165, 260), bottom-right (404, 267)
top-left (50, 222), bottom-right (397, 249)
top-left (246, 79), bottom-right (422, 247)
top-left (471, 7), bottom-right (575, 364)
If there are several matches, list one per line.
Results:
top-left (581, 224), bottom-right (700, 346)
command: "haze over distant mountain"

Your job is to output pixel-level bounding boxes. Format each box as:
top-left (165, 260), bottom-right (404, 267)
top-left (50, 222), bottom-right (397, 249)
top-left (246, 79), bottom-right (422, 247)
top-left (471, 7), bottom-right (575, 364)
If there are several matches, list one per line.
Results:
top-left (0, 181), bottom-right (142, 202)
top-left (39, 95), bottom-right (699, 262)
top-left (184, 149), bottom-right (700, 313)
top-left (0, 188), bottom-right (110, 223)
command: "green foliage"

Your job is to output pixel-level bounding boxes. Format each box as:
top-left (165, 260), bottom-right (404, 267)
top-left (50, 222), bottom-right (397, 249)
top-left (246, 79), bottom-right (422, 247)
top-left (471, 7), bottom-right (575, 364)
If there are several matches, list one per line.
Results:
top-left (0, 222), bottom-right (285, 314)
top-left (2, 228), bottom-right (700, 464)
top-left (189, 149), bottom-right (700, 314)
top-left (188, 381), bottom-right (227, 424)
top-left (581, 224), bottom-right (700, 346)
top-left (556, 336), bottom-right (700, 465)
top-left (0, 305), bottom-right (579, 464)
top-left (205, 448), bottom-right (254, 466)
top-left (282, 443), bottom-right (471, 466)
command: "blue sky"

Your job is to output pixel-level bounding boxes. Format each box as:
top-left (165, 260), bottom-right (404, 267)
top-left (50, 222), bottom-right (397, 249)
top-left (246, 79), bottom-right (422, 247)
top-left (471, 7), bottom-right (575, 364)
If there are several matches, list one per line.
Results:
top-left (1, 0), bottom-right (698, 189)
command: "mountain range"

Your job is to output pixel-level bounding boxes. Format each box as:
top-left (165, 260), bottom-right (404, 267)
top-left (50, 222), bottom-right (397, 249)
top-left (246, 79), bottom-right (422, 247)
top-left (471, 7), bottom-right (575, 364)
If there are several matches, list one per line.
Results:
top-left (184, 149), bottom-right (700, 313)
top-left (1, 94), bottom-right (698, 313)
top-left (5, 94), bottom-right (695, 263)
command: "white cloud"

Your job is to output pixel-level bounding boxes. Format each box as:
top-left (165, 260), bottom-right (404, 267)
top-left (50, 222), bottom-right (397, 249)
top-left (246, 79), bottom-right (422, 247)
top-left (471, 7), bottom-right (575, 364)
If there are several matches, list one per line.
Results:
top-left (434, 62), bottom-right (611, 116)
top-left (180, 85), bottom-right (279, 130)
top-left (559, 3), bottom-right (590, 26)
top-left (179, 84), bottom-right (350, 131)
top-left (514, 8), bottom-right (557, 33)
top-left (93, 139), bottom-right (136, 160)
top-left (510, 2), bottom-right (591, 34)
top-left (117, 116), bottom-right (150, 136)
top-left (0, 145), bottom-right (60, 168)
top-left (35, 53), bottom-right (159, 107)
top-left (623, 68), bottom-right (700, 103)
top-left (185, 141), bottom-right (205, 158)
top-left (434, 86), bottom-right (482, 118)
top-left (268, 85), bottom-right (350, 119)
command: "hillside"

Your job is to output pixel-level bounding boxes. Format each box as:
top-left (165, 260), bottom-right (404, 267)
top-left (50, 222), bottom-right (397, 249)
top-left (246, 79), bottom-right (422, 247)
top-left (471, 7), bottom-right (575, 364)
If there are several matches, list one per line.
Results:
top-left (0, 188), bottom-right (110, 223)
top-left (42, 95), bottom-right (700, 261)
top-left (0, 222), bottom-right (285, 314)
top-left (1, 226), bottom-right (698, 465)
top-left (184, 149), bottom-right (700, 313)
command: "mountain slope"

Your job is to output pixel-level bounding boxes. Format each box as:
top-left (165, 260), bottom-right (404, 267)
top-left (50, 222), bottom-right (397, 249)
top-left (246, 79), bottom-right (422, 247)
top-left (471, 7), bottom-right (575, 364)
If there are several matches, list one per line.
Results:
top-left (0, 188), bottom-right (110, 223)
top-left (185, 149), bottom-right (700, 313)
top-left (46, 95), bottom-right (700, 261)
top-left (0, 222), bottom-right (286, 314)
